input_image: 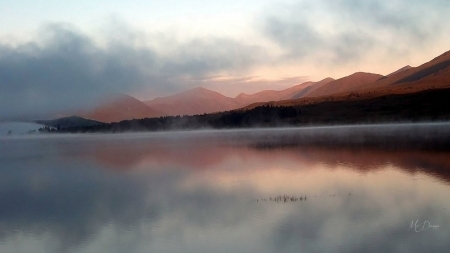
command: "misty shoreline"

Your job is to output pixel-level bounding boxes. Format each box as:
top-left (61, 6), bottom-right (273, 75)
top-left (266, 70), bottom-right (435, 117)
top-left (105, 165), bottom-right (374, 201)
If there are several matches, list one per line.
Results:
top-left (28, 87), bottom-right (450, 135)
top-left (4, 122), bottom-right (450, 152)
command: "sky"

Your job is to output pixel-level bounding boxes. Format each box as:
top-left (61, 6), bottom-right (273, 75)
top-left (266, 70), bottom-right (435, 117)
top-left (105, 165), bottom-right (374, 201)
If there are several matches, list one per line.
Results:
top-left (1, 0), bottom-right (450, 119)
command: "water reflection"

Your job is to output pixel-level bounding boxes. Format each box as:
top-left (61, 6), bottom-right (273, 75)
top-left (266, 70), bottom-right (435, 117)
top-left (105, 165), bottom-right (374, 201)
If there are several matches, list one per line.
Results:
top-left (0, 125), bottom-right (449, 252)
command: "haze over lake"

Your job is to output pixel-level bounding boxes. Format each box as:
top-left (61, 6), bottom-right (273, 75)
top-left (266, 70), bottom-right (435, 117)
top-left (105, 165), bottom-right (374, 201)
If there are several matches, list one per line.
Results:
top-left (0, 122), bottom-right (45, 135)
top-left (0, 124), bottom-right (449, 253)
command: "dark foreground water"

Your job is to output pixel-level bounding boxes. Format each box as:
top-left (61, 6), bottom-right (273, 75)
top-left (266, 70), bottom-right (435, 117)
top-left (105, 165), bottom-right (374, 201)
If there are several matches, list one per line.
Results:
top-left (0, 123), bottom-right (449, 253)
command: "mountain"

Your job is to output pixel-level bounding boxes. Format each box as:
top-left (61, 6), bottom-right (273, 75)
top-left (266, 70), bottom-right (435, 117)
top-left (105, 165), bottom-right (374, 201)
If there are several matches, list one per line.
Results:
top-left (79, 94), bottom-right (165, 123)
top-left (61, 87), bottom-right (450, 133)
top-left (144, 81), bottom-right (337, 117)
top-left (363, 50), bottom-right (450, 90)
top-left (35, 115), bottom-right (103, 128)
top-left (244, 50), bottom-right (450, 110)
top-left (305, 72), bottom-right (384, 98)
top-left (234, 81), bottom-right (314, 105)
top-left (50, 49), bottom-right (450, 132)
top-left (292, 78), bottom-right (335, 99)
top-left (74, 50), bottom-right (450, 121)
top-left (144, 87), bottom-right (240, 116)
top-left (386, 65), bottom-right (412, 77)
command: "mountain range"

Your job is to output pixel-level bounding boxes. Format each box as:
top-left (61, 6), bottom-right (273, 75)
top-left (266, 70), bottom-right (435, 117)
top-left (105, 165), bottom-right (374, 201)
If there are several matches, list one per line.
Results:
top-left (246, 50), bottom-right (450, 109)
top-left (58, 50), bottom-right (450, 123)
top-left (77, 93), bottom-right (165, 123)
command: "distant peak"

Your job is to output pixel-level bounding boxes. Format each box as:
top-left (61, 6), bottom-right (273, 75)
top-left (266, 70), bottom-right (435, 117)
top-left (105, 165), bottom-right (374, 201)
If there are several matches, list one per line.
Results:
top-left (319, 77), bottom-right (335, 82)
top-left (431, 50), bottom-right (450, 62)
top-left (189, 87), bottom-right (209, 91)
top-left (100, 92), bottom-right (137, 102)
top-left (351, 72), bottom-right (378, 76)
top-left (387, 65), bottom-right (413, 77)
top-left (182, 87), bottom-right (219, 95)
top-left (399, 65), bottom-right (412, 70)
top-left (236, 92), bottom-right (250, 98)
top-left (338, 72), bottom-right (382, 80)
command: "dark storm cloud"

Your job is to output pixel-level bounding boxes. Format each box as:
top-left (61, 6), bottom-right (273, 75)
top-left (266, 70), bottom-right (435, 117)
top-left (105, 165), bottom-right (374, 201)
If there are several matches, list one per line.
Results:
top-left (262, 0), bottom-right (450, 64)
top-left (0, 24), bottom-right (264, 120)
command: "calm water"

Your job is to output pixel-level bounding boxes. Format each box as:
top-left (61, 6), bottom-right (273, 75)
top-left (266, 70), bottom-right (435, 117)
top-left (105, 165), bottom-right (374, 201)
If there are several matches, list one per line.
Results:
top-left (1, 123), bottom-right (449, 253)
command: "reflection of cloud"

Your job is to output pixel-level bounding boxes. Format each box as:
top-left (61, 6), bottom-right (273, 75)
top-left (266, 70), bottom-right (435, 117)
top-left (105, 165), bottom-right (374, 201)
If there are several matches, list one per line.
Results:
top-left (0, 158), bottom-right (259, 252)
top-left (1, 128), bottom-right (450, 252)
top-left (0, 136), bottom-right (266, 251)
top-left (270, 169), bottom-right (450, 253)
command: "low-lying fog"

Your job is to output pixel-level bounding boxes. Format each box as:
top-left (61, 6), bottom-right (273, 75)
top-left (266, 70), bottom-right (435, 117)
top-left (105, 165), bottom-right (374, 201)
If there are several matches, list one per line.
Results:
top-left (0, 122), bottom-right (45, 135)
top-left (4, 121), bottom-right (450, 150)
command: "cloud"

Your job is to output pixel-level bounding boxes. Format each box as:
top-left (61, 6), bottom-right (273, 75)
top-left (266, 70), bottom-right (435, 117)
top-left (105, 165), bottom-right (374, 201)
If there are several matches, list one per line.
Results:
top-left (160, 38), bottom-right (265, 77)
top-left (0, 23), bottom-right (265, 120)
top-left (1, 1), bottom-right (450, 119)
top-left (182, 75), bottom-right (310, 97)
top-left (261, 0), bottom-right (450, 65)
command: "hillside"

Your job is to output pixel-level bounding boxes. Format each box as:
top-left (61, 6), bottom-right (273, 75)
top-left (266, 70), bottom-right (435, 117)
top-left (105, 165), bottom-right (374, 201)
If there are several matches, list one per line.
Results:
top-left (305, 72), bottom-right (383, 98)
top-left (143, 80), bottom-right (335, 116)
top-left (79, 93), bottom-right (165, 123)
top-left (234, 81), bottom-right (314, 105)
top-left (386, 65), bottom-right (412, 77)
top-left (364, 50), bottom-right (450, 90)
top-left (292, 78), bottom-right (335, 99)
top-left (245, 50), bottom-right (450, 110)
top-left (58, 87), bottom-right (450, 133)
top-left (144, 87), bottom-right (240, 116)
top-left (57, 50), bottom-right (450, 123)
top-left (35, 115), bottom-right (103, 128)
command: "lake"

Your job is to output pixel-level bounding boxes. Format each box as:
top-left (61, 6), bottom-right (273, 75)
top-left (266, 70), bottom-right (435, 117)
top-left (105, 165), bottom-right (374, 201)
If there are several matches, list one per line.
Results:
top-left (0, 123), bottom-right (449, 253)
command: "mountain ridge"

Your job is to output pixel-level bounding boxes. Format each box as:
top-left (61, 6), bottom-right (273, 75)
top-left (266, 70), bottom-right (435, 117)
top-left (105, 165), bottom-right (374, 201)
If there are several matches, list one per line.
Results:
top-left (63, 49), bottom-right (450, 123)
top-left (78, 93), bottom-right (165, 123)
top-left (35, 115), bottom-right (103, 128)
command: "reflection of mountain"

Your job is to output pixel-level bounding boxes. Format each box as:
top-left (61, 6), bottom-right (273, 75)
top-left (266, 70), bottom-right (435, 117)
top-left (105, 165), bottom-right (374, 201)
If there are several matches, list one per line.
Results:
top-left (88, 139), bottom-right (450, 185)
top-left (288, 147), bottom-right (450, 182)
top-left (68, 126), bottom-right (450, 185)
top-left (2, 130), bottom-right (450, 252)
